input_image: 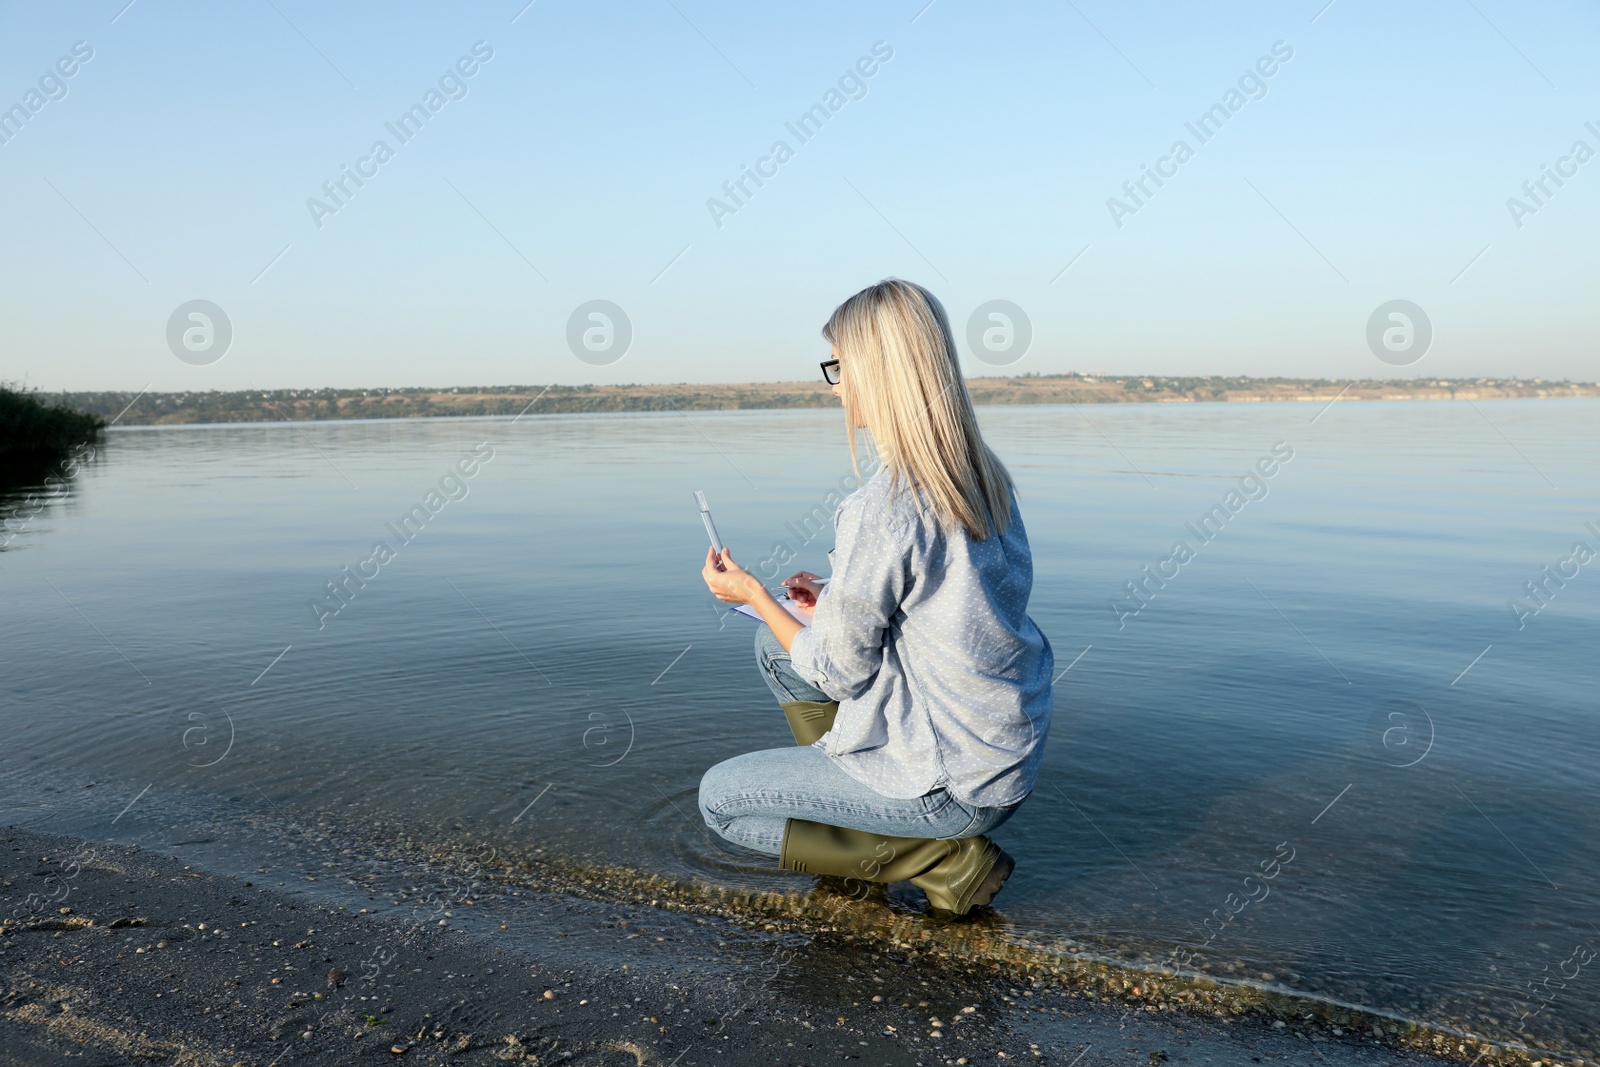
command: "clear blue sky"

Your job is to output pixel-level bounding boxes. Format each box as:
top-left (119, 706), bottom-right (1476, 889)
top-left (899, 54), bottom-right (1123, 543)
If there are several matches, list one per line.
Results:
top-left (2, 0), bottom-right (1596, 392)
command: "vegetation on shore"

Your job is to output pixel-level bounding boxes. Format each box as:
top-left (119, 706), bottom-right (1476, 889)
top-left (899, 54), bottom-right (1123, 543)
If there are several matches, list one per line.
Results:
top-left (0, 384), bottom-right (105, 454)
top-left (47, 373), bottom-right (1600, 428)
top-left (0, 385), bottom-right (104, 491)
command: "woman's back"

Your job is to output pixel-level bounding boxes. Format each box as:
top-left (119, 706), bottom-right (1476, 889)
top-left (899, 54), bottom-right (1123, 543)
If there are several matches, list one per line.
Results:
top-left (789, 463), bottom-right (1055, 808)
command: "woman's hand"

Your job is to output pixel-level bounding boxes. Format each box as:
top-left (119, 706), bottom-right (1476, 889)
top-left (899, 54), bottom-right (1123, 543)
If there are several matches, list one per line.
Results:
top-left (701, 547), bottom-right (762, 605)
top-left (705, 549), bottom-right (806, 652)
top-left (780, 571), bottom-right (825, 610)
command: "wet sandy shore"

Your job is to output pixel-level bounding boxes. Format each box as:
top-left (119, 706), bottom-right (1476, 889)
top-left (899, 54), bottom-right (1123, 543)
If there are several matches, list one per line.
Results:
top-left (0, 825), bottom-right (1492, 1067)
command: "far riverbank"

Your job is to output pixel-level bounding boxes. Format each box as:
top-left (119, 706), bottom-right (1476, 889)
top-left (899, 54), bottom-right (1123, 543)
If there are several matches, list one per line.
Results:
top-left (51, 374), bottom-right (1600, 427)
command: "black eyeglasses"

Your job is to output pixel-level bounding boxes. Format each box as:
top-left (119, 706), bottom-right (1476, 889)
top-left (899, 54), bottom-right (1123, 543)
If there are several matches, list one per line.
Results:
top-left (821, 359), bottom-right (840, 385)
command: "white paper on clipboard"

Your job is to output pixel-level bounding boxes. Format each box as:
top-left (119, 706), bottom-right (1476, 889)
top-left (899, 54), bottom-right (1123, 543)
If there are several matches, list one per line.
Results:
top-left (730, 597), bottom-right (813, 625)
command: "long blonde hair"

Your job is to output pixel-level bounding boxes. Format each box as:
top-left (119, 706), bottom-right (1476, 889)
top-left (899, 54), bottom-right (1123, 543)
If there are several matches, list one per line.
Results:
top-left (822, 278), bottom-right (1014, 540)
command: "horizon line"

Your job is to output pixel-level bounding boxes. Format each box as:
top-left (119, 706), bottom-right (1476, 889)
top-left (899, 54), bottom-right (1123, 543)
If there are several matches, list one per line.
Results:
top-left (25, 371), bottom-right (1600, 396)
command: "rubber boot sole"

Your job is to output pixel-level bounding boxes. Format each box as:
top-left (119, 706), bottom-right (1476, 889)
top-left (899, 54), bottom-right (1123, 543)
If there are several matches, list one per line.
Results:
top-left (918, 839), bottom-right (1016, 918)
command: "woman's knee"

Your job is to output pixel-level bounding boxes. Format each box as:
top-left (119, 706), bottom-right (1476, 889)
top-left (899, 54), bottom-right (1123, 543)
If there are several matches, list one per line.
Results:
top-left (696, 770), bottom-right (721, 826)
top-left (697, 755), bottom-right (743, 827)
top-left (698, 747), bottom-right (802, 825)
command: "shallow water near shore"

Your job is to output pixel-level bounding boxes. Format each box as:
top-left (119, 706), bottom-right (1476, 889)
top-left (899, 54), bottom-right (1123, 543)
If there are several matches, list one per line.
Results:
top-left (3, 398), bottom-right (1599, 1059)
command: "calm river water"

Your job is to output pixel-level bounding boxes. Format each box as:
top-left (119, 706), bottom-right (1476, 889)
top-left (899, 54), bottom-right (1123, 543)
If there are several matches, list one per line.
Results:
top-left (3, 399), bottom-right (1597, 1055)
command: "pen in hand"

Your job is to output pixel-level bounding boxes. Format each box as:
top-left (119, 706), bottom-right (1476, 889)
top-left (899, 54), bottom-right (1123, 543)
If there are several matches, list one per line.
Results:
top-left (780, 573), bottom-right (828, 609)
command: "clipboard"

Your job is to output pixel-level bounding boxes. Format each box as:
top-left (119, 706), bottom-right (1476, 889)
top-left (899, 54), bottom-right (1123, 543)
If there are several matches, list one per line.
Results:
top-left (729, 596), bottom-right (813, 625)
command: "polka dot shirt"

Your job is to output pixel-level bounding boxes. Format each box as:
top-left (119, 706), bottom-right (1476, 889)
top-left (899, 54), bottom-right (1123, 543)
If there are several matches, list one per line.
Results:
top-left (786, 464), bottom-right (1056, 807)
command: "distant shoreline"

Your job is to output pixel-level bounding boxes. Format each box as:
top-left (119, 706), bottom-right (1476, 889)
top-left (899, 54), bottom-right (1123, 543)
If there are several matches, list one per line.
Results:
top-left (54, 374), bottom-right (1600, 427)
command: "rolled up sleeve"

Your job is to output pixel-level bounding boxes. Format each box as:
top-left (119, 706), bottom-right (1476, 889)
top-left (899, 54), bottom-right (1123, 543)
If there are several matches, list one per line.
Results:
top-left (787, 501), bottom-right (913, 701)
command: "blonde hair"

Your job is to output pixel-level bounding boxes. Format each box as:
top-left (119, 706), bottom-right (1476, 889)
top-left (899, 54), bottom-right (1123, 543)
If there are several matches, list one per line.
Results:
top-left (822, 278), bottom-right (1014, 540)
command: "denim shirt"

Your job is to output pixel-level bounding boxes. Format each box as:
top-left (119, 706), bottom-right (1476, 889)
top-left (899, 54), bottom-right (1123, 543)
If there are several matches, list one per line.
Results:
top-left (787, 464), bottom-right (1055, 807)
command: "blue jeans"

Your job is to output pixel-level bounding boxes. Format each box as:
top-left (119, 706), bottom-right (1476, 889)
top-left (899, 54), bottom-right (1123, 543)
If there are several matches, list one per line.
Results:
top-left (697, 624), bottom-right (1020, 857)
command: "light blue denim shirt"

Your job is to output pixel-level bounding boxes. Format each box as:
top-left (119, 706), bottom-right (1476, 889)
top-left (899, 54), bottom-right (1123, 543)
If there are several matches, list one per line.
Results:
top-left (787, 464), bottom-right (1055, 808)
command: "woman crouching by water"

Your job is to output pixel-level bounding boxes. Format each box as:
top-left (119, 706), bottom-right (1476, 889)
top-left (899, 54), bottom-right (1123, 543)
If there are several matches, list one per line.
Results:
top-left (697, 278), bottom-right (1055, 918)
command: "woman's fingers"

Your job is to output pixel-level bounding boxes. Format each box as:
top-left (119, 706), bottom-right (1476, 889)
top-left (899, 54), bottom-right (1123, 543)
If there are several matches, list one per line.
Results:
top-left (702, 545), bottom-right (771, 610)
top-left (792, 577), bottom-right (822, 595)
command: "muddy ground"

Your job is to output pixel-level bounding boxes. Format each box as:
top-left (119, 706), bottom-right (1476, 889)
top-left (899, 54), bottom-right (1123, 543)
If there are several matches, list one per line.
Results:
top-left (0, 825), bottom-right (1476, 1067)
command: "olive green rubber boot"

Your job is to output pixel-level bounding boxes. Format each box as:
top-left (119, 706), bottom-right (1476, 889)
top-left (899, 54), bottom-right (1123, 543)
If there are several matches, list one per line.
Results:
top-left (778, 818), bottom-right (1015, 918)
top-left (780, 700), bottom-right (838, 746)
